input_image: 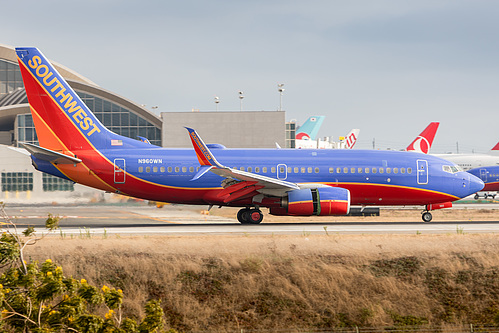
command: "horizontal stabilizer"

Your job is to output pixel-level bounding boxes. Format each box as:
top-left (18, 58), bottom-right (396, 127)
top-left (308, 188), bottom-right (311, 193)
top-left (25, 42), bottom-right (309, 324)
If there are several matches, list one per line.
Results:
top-left (21, 142), bottom-right (82, 164)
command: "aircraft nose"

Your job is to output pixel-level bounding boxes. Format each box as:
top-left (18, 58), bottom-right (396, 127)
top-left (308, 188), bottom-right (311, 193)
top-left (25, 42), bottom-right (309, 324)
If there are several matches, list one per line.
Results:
top-left (467, 173), bottom-right (484, 195)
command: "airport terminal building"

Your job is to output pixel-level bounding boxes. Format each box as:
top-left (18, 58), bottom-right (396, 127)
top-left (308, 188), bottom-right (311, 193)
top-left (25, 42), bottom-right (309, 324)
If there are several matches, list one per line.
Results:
top-left (0, 44), bottom-right (290, 202)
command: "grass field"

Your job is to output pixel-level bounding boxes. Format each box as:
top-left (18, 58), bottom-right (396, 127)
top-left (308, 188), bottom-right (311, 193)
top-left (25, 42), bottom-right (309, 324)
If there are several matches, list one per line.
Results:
top-left (23, 225), bottom-right (499, 332)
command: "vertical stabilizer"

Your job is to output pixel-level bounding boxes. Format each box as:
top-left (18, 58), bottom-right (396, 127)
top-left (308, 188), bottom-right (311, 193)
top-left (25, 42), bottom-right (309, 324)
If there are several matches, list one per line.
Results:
top-left (406, 122), bottom-right (440, 154)
top-left (295, 116), bottom-right (325, 140)
top-left (344, 129), bottom-right (360, 149)
top-left (16, 47), bottom-right (145, 152)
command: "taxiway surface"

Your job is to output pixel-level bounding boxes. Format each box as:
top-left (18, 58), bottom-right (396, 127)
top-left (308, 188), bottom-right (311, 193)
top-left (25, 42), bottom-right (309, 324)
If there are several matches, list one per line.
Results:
top-left (2, 203), bottom-right (499, 236)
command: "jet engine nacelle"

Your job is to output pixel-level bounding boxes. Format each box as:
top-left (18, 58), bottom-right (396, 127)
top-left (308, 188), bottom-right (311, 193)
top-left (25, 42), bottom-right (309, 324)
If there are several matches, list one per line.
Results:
top-left (270, 187), bottom-right (350, 216)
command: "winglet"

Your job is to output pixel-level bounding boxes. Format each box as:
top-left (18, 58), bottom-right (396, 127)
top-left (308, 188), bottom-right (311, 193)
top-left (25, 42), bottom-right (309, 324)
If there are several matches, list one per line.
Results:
top-left (185, 127), bottom-right (224, 168)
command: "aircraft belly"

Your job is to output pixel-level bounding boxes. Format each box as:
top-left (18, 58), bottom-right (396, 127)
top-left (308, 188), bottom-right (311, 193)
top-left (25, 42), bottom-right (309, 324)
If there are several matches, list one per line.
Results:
top-left (339, 183), bottom-right (455, 206)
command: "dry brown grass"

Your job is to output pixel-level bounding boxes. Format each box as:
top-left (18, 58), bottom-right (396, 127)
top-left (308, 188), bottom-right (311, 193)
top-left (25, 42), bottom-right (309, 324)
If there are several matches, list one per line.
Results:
top-left (20, 233), bottom-right (499, 332)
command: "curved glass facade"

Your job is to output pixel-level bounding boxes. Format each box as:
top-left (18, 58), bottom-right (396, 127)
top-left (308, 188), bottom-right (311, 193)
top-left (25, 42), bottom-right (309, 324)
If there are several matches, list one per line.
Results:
top-left (79, 92), bottom-right (161, 146)
top-left (16, 91), bottom-right (161, 146)
top-left (1, 49), bottom-right (163, 195)
top-left (0, 59), bottom-right (23, 98)
top-left (5, 62), bottom-right (162, 146)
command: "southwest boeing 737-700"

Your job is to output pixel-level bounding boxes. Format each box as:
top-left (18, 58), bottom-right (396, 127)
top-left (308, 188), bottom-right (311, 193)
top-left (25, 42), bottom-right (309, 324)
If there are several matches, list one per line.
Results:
top-left (15, 47), bottom-right (483, 223)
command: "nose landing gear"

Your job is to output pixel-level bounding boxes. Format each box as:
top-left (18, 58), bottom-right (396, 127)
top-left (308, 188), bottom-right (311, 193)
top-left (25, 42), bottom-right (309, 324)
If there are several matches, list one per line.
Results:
top-left (422, 202), bottom-right (453, 222)
top-left (237, 208), bottom-right (264, 224)
top-left (421, 211), bottom-right (432, 223)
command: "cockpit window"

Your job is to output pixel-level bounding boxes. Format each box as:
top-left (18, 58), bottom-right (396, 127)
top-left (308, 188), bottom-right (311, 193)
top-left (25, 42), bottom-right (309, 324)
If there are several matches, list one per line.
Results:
top-left (443, 165), bottom-right (463, 173)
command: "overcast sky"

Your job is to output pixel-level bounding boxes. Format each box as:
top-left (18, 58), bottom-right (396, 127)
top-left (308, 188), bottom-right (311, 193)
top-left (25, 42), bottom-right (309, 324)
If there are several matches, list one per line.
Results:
top-left (3, 0), bottom-right (499, 153)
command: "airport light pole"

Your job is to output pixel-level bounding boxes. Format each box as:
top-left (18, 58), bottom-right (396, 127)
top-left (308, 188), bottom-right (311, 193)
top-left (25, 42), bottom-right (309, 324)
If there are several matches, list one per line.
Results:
top-left (238, 91), bottom-right (244, 111)
top-left (214, 96), bottom-right (220, 111)
top-left (278, 83), bottom-right (285, 111)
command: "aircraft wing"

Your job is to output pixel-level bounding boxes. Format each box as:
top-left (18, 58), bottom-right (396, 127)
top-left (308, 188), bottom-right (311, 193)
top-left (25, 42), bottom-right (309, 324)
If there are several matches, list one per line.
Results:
top-left (21, 142), bottom-right (82, 164)
top-left (186, 128), bottom-right (300, 201)
top-left (210, 166), bottom-right (299, 190)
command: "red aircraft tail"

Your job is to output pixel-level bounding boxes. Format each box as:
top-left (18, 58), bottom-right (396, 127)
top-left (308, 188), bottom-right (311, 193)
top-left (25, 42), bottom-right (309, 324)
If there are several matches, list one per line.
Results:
top-left (406, 122), bottom-right (440, 154)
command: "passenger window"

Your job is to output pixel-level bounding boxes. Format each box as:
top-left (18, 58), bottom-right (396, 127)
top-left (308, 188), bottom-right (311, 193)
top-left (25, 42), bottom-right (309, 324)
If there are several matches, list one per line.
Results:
top-left (189, 166), bottom-right (194, 172)
top-left (302, 167), bottom-right (306, 173)
top-left (379, 167), bottom-right (384, 174)
top-left (287, 167), bottom-right (292, 173)
top-left (372, 168), bottom-right (377, 174)
top-left (350, 167), bottom-right (355, 173)
top-left (240, 167), bottom-right (245, 171)
top-left (175, 166), bottom-right (180, 172)
top-left (343, 167), bottom-right (348, 173)
top-left (263, 167), bottom-right (267, 173)
top-left (167, 166), bottom-right (172, 172)
top-left (386, 167), bottom-right (391, 174)
top-left (280, 166), bottom-right (285, 173)
top-left (255, 167), bottom-right (260, 173)
top-left (248, 167), bottom-right (252, 172)
top-left (329, 167), bottom-right (334, 173)
top-left (315, 167), bottom-right (319, 173)
top-left (182, 167), bottom-right (187, 172)
top-left (401, 168), bottom-right (406, 174)
top-left (365, 167), bottom-right (369, 173)
top-left (358, 167), bottom-right (363, 173)
top-left (160, 167), bottom-right (165, 173)
top-left (407, 167), bottom-right (412, 174)
top-left (146, 167), bottom-right (151, 173)
top-left (295, 167), bottom-right (300, 173)
top-left (336, 167), bottom-right (341, 173)
top-left (153, 167), bottom-right (158, 172)
top-left (139, 167), bottom-right (143, 173)
top-left (393, 168), bottom-right (398, 174)
top-left (271, 167), bottom-right (276, 173)
top-left (308, 167), bottom-right (312, 173)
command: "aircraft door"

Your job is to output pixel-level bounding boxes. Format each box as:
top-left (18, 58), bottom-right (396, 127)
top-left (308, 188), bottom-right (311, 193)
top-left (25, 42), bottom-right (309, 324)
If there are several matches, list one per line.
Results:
top-left (480, 169), bottom-right (487, 182)
top-left (277, 164), bottom-right (287, 180)
top-left (114, 158), bottom-right (126, 184)
top-left (417, 160), bottom-right (428, 185)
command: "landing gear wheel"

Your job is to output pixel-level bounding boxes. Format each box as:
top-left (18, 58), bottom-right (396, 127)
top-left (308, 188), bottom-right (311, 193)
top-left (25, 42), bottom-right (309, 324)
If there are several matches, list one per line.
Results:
top-left (474, 194), bottom-right (479, 200)
top-left (237, 208), bottom-right (264, 224)
top-left (237, 208), bottom-right (250, 224)
top-left (247, 209), bottom-right (263, 224)
top-left (422, 211), bottom-right (432, 223)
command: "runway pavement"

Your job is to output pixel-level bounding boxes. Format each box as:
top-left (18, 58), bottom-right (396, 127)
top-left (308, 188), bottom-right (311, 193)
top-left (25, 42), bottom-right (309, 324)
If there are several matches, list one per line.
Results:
top-left (1, 202), bottom-right (499, 236)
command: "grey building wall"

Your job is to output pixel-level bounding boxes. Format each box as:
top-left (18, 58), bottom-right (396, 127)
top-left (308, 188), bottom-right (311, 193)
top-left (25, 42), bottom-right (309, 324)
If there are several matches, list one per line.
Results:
top-left (0, 145), bottom-right (99, 203)
top-left (161, 111), bottom-right (286, 148)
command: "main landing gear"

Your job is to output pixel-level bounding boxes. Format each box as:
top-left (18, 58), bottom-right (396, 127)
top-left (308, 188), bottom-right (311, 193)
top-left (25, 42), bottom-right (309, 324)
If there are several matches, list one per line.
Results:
top-left (237, 208), bottom-right (264, 224)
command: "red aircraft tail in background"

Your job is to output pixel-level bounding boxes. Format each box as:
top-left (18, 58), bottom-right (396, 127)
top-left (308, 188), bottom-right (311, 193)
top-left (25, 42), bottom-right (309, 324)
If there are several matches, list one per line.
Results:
top-left (406, 122), bottom-right (440, 154)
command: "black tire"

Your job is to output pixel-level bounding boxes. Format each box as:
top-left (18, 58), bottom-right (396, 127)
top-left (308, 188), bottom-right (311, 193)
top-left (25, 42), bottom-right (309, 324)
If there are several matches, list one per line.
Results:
top-left (474, 194), bottom-right (479, 200)
top-left (422, 212), bottom-right (432, 223)
top-left (237, 208), bottom-right (250, 224)
top-left (247, 209), bottom-right (264, 224)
